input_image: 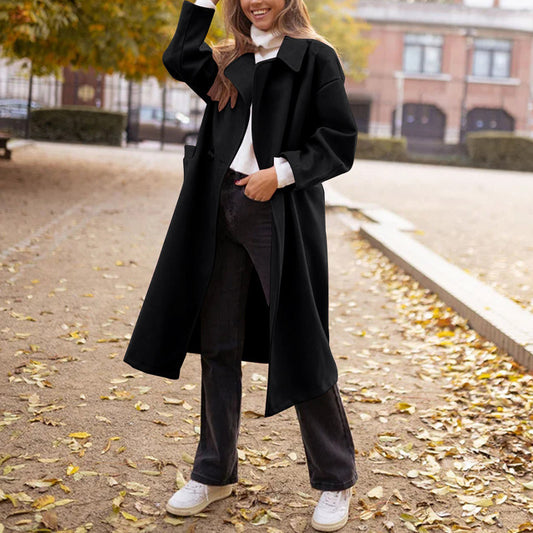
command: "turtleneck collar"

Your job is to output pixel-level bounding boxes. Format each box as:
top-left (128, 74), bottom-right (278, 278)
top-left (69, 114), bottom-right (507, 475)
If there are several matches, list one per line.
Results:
top-left (250, 24), bottom-right (284, 51)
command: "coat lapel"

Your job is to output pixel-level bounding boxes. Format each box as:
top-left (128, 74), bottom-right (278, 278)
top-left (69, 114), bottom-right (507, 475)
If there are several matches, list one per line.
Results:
top-left (223, 35), bottom-right (309, 106)
top-left (223, 52), bottom-right (255, 107)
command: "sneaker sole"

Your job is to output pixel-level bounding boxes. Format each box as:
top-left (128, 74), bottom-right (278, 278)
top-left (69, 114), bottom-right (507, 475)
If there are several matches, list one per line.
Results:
top-left (165, 485), bottom-right (233, 517)
top-left (311, 512), bottom-right (349, 532)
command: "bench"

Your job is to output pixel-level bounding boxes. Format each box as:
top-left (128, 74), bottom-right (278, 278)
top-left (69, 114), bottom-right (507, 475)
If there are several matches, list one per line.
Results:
top-left (0, 132), bottom-right (12, 160)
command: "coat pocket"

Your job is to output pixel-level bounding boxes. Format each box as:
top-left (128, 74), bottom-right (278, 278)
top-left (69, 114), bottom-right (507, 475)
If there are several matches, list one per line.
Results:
top-left (184, 144), bottom-right (196, 160)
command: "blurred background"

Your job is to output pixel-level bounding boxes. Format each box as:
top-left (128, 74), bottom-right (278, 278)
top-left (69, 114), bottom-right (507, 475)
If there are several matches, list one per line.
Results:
top-left (0, 0), bottom-right (531, 168)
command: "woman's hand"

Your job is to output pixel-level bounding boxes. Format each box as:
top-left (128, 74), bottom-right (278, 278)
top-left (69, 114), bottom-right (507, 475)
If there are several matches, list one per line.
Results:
top-left (235, 166), bottom-right (278, 201)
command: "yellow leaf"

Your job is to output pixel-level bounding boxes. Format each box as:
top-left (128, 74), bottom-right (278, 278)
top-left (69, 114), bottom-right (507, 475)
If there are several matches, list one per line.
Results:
top-left (112, 491), bottom-right (125, 512)
top-left (120, 510), bottom-right (138, 521)
top-left (494, 493), bottom-right (507, 505)
top-left (437, 330), bottom-right (454, 337)
top-left (164, 517), bottom-right (185, 525)
top-left (396, 402), bottom-right (416, 414)
top-left (437, 340), bottom-right (454, 347)
top-left (175, 469), bottom-right (186, 489)
top-left (66, 464), bottom-right (79, 475)
top-left (69, 432), bottom-right (91, 439)
top-left (32, 494), bottom-right (55, 509)
top-left (4, 493), bottom-right (18, 507)
top-left (246, 485), bottom-right (265, 493)
top-left (182, 452), bottom-right (195, 465)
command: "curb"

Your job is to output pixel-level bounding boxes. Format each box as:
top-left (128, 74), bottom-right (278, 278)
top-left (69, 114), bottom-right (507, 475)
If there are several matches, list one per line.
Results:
top-left (324, 183), bottom-right (533, 371)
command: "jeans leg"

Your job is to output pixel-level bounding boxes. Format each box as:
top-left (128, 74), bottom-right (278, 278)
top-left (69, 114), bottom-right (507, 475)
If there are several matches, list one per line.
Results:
top-left (222, 168), bottom-right (272, 306)
top-left (191, 208), bottom-right (253, 486)
top-left (295, 384), bottom-right (358, 491)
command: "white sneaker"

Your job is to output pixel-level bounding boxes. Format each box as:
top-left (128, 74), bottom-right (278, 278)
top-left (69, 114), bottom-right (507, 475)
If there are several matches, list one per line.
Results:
top-left (166, 479), bottom-right (233, 516)
top-left (311, 488), bottom-right (352, 532)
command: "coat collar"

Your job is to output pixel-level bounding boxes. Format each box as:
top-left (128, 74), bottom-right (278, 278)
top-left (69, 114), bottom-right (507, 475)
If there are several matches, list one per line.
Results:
top-left (223, 36), bottom-right (309, 106)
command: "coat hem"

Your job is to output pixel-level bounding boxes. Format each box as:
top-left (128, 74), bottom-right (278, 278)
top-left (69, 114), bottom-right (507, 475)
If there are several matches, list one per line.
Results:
top-left (264, 373), bottom-right (339, 417)
top-left (123, 355), bottom-right (181, 380)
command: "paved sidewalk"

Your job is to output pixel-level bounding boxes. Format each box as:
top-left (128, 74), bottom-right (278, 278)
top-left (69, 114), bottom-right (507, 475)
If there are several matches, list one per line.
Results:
top-left (0, 144), bottom-right (532, 532)
top-left (332, 159), bottom-right (533, 314)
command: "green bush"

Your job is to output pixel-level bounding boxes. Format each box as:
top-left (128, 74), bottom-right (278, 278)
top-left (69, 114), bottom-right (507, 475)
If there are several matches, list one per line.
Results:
top-left (30, 106), bottom-right (127, 146)
top-left (356, 133), bottom-right (408, 161)
top-left (466, 131), bottom-right (533, 172)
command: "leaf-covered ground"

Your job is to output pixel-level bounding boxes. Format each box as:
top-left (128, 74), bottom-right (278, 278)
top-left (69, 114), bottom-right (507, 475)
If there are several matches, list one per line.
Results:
top-left (331, 161), bottom-right (533, 314)
top-left (0, 144), bottom-right (532, 532)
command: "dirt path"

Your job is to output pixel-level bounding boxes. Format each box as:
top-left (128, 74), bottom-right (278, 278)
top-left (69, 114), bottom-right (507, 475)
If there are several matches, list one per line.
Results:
top-left (0, 144), bottom-right (532, 532)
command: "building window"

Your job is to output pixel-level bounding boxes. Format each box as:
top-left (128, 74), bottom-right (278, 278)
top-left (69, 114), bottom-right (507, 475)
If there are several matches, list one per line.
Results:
top-left (403, 33), bottom-right (443, 74)
top-left (472, 38), bottom-right (512, 78)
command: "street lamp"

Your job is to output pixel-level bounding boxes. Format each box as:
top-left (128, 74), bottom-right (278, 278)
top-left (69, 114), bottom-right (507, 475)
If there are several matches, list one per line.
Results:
top-left (459, 27), bottom-right (476, 145)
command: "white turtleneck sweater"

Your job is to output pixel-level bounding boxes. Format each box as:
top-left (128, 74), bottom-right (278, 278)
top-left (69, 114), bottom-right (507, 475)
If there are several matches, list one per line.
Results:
top-left (194, 0), bottom-right (295, 188)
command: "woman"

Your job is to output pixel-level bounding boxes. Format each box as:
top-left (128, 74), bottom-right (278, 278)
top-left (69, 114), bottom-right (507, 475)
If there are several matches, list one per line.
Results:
top-left (123, 0), bottom-right (358, 529)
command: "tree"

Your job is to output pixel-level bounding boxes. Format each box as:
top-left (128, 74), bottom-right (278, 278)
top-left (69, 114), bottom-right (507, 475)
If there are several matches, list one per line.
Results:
top-left (306, 0), bottom-right (376, 83)
top-left (0, 0), bottom-right (371, 83)
top-left (0, 0), bottom-right (183, 81)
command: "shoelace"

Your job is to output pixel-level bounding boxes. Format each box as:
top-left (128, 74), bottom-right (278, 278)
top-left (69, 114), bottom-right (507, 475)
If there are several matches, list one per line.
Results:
top-left (320, 490), bottom-right (346, 510)
top-left (183, 480), bottom-right (206, 496)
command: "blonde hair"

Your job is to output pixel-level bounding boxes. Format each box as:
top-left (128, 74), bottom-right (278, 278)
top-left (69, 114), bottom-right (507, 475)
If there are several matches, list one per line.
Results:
top-left (206, 0), bottom-right (339, 111)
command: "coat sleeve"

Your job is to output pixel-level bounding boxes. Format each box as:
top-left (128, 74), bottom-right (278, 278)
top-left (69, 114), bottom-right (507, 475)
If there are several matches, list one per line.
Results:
top-left (276, 49), bottom-right (358, 192)
top-left (162, 0), bottom-right (218, 104)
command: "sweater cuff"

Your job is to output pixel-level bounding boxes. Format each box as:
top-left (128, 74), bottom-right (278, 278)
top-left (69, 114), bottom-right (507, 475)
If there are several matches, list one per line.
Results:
top-left (273, 157), bottom-right (296, 188)
top-left (194, 0), bottom-right (216, 8)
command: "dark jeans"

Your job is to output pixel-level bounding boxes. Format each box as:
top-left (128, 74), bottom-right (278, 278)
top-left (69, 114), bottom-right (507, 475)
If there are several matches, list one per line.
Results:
top-left (191, 167), bottom-right (357, 491)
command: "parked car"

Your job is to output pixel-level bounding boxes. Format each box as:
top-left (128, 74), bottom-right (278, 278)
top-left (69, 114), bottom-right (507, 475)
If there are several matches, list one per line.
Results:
top-left (137, 106), bottom-right (198, 144)
top-left (0, 98), bottom-right (42, 118)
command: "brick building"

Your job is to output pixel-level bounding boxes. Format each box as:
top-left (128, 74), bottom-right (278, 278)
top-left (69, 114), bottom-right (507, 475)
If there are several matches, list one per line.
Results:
top-left (346, 0), bottom-right (533, 149)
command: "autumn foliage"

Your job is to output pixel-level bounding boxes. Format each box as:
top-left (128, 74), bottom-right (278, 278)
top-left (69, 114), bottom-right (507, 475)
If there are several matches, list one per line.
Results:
top-left (0, 0), bottom-right (181, 80)
top-left (0, 0), bottom-right (372, 83)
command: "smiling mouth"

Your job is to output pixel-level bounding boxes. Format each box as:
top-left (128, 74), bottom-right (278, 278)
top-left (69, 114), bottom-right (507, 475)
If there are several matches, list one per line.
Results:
top-left (252, 8), bottom-right (270, 17)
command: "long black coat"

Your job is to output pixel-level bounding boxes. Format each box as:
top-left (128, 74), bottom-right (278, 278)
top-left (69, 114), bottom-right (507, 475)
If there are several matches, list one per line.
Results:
top-left (123, 0), bottom-right (357, 416)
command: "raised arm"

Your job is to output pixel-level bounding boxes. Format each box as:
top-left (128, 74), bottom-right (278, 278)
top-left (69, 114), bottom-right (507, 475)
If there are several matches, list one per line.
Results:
top-left (276, 46), bottom-right (357, 191)
top-left (162, 0), bottom-right (220, 103)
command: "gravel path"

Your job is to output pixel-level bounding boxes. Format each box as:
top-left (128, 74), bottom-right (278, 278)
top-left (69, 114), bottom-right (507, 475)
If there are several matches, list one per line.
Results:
top-left (0, 143), bottom-right (531, 532)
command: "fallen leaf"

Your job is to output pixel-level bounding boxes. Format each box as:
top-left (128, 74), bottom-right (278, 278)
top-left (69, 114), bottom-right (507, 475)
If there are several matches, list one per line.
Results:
top-left (69, 432), bottom-right (91, 439)
top-left (40, 510), bottom-right (58, 530)
top-left (32, 494), bottom-right (55, 509)
top-left (367, 486), bottom-right (384, 499)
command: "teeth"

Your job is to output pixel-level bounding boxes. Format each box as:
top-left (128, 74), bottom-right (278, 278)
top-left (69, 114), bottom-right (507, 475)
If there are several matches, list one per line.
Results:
top-left (252, 9), bottom-right (268, 14)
